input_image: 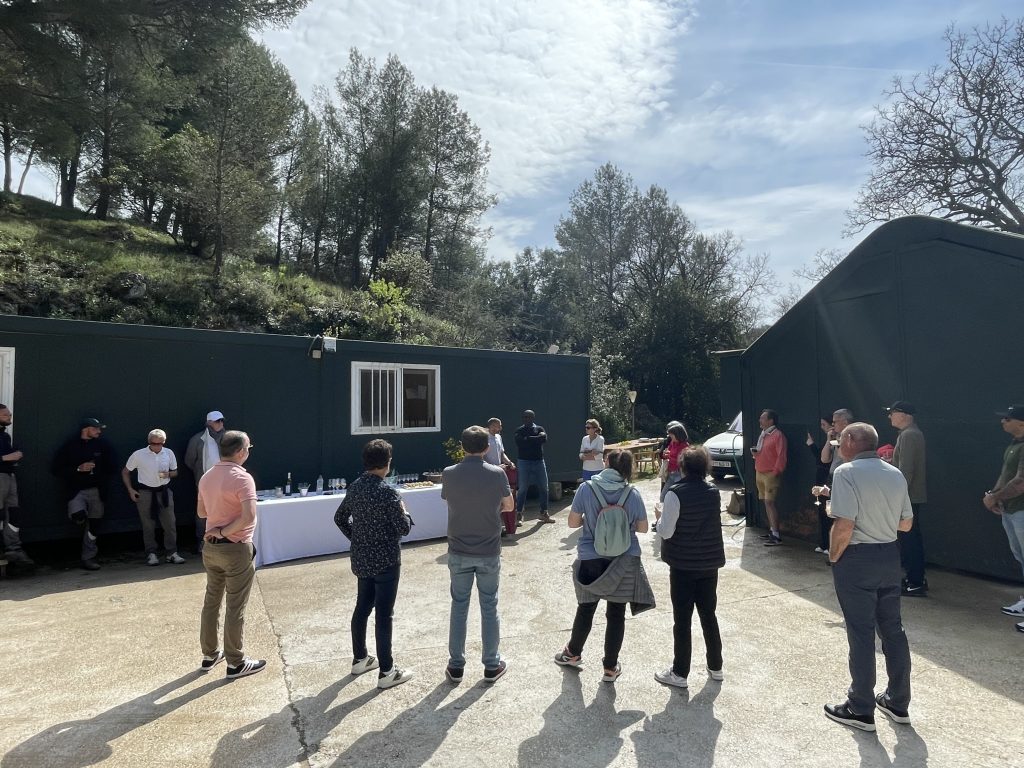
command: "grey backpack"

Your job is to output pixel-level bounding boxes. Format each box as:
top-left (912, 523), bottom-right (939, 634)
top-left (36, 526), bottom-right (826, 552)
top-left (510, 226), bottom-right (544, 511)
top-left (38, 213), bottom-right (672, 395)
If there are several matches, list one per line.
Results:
top-left (587, 483), bottom-right (633, 557)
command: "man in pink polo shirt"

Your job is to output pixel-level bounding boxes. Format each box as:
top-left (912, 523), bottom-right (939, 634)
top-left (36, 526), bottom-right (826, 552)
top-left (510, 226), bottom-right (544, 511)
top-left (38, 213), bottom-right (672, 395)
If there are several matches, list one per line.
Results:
top-left (196, 430), bottom-right (266, 679)
top-left (751, 409), bottom-right (788, 547)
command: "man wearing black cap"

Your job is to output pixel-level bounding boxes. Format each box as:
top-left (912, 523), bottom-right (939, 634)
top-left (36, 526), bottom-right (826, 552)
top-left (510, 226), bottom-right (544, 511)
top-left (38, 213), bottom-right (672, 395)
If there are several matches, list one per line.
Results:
top-left (983, 405), bottom-right (1024, 631)
top-left (51, 418), bottom-right (117, 570)
top-left (887, 401), bottom-right (928, 596)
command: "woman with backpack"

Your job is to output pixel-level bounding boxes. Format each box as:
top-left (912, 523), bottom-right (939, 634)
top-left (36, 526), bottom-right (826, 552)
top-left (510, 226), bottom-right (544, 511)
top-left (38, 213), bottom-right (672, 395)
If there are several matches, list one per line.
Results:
top-left (553, 449), bottom-right (655, 682)
top-left (653, 445), bottom-right (725, 689)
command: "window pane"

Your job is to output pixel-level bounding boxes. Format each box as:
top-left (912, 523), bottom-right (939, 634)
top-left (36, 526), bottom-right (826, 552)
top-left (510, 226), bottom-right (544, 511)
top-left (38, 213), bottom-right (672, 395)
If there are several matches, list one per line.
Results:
top-left (359, 370), bottom-right (373, 427)
top-left (403, 369), bottom-right (436, 428)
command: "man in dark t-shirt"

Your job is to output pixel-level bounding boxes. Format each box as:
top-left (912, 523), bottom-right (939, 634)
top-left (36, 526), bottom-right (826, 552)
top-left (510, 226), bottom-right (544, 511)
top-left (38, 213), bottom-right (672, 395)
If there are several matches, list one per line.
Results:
top-left (441, 425), bottom-right (514, 684)
top-left (514, 409), bottom-right (552, 524)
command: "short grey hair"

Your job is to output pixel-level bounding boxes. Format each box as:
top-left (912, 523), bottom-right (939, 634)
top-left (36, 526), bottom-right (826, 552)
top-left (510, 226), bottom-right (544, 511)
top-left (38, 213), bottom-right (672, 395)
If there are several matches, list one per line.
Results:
top-left (219, 430), bottom-right (249, 458)
top-left (833, 408), bottom-right (854, 423)
top-left (147, 429), bottom-right (167, 443)
top-left (842, 422), bottom-right (878, 452)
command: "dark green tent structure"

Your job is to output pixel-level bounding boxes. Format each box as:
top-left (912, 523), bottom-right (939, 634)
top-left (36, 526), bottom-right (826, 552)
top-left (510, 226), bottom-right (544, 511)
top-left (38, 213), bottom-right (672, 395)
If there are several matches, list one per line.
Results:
top-left (735, 216), bottom-right (1024, 581)
top-left (0, 315), bottom-right (588, 544)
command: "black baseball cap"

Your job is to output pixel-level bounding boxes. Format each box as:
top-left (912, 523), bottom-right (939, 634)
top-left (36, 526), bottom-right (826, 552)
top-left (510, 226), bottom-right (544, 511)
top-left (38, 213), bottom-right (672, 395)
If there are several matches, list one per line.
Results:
top-left (885, 401), bottom-right (916, 415)
top-left (81, 417), bottom-right (106, 429)
top-left (996, 405), bottom-right (1024, 421)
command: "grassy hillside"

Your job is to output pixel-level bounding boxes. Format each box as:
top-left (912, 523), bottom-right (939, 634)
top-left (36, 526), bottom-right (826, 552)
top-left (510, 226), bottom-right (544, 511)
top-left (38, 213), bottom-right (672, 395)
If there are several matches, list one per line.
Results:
top-left (0, 193), bottom-right (458, 342)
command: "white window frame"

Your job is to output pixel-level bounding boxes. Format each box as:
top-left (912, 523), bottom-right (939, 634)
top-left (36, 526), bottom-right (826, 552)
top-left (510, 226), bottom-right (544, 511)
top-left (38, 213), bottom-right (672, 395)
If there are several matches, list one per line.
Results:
top-left (350, 361), bottom-right (441, 435)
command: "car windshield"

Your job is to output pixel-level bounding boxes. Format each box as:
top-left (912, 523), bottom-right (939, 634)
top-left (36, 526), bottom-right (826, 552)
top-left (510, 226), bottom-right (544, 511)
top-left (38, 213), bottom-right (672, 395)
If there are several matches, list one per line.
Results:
top-left (727, 412), bottom-right (742, 433)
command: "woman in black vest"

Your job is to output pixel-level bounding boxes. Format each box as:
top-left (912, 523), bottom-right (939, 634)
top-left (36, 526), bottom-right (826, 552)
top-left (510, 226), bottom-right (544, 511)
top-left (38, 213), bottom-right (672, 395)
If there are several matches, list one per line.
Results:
top-left (654, 445), bottom-right (725, 688)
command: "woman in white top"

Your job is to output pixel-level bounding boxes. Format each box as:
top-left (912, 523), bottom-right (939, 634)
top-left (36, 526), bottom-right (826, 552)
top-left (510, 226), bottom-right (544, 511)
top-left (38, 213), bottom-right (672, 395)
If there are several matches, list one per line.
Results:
top-left (580, 419), bottom-right (606, 480)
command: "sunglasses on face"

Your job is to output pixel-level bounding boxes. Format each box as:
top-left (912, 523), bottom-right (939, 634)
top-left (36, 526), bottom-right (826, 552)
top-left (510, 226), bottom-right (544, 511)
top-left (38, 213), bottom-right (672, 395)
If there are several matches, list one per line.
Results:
top-left (148, 442), bottom-right (164, 446)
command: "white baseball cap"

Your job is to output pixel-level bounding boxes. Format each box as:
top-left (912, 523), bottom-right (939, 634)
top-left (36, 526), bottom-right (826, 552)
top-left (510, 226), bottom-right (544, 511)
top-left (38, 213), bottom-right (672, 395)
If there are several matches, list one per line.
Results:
top-left (206, 410), bottom-right (225, 422)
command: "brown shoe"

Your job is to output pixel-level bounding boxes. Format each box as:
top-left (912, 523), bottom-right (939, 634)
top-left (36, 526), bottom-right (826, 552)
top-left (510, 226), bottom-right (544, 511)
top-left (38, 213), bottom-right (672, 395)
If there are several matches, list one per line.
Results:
top-left (539, 513), bottom-right (555, 524)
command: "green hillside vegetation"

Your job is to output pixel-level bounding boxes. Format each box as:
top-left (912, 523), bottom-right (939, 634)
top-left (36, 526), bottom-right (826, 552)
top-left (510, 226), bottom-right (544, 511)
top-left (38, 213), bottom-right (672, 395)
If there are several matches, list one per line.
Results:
top-left (0, 192), bottom-right (459, 343)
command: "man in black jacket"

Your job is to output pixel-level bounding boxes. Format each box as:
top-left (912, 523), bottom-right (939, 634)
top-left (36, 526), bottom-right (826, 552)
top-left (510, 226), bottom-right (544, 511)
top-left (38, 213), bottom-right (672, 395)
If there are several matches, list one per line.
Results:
top-left (513, 410), bottom-right (552, 524)
top-left (52, 418), bottom-right (116, 570)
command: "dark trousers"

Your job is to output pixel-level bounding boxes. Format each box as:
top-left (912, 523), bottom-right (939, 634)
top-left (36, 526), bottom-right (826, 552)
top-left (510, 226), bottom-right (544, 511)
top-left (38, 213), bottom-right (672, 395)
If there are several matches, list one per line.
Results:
top-left (352, 564), bottom-right (401, 673)
top-left (670, 568), bottom-right (723, 677)
top-left (832, 542), bottom-right (911, 715)
top-left (816, 497), bottom-right (833, 549)
top-left (898, 503), bottom-right (926, 584)
top-left (567, 558), bottom-right (626, 670)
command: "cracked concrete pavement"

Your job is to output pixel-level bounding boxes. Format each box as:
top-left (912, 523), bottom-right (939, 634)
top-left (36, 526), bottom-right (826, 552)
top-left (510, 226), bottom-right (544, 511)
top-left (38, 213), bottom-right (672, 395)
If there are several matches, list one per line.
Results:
top-left (2, 477), bottom-right (1022, 767)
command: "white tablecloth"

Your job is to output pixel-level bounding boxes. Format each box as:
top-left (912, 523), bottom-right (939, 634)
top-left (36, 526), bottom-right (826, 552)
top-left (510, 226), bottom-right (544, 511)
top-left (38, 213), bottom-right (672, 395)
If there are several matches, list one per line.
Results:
top-left (253, 486), bottom-right (447, 568)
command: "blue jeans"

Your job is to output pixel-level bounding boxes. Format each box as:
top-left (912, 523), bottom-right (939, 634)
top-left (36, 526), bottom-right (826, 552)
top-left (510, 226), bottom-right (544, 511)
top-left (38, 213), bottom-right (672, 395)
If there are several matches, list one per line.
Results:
top-left (516, 459), bottom-right (549, 514)
top-left (1003, 510), bottom-right (1024, 580)
top-left (582, 469), bottom-right (600, 480)
top-left (447, 552), bottom-right (501, 670)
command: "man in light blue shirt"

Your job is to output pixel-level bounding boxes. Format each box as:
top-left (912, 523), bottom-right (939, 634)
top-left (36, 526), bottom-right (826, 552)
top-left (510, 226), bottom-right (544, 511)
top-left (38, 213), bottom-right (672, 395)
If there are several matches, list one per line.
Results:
top-left (824, 422), bottom-right (914, 733)
top-left (485, 418), bottom-right (512, 467)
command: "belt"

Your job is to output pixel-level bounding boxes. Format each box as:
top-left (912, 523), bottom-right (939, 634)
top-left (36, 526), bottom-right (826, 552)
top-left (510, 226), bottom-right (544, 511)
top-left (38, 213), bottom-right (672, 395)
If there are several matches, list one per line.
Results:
top-left (208, 537), bottom-right (234, 544)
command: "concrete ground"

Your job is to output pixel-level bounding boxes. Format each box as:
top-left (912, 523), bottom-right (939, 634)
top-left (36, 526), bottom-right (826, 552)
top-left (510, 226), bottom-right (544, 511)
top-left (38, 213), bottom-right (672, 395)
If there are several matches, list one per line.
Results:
top-left (2, 477), bottom-right (1022, 768)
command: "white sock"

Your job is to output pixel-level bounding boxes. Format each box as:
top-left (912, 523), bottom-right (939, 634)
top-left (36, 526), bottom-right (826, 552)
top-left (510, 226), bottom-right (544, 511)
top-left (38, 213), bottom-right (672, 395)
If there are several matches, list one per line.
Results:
top-left (86, 531), bottom-right (97, 541)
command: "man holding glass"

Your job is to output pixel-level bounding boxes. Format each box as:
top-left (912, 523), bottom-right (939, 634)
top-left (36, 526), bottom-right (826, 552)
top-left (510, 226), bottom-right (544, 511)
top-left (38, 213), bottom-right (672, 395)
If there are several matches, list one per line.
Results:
top-left (122, 428), bottom-right (184, 566)
top-left (824, 422), bottom-right (914, 731)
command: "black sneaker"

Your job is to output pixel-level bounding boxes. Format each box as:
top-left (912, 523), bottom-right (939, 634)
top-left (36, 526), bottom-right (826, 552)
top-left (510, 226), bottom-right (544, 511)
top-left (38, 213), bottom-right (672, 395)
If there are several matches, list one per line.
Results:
top-left (483, 660), bottom-right (508, 683)
top-left (875, 693), bottom-right (911, 724)
top-left (81, 559), bottom-right (101, 571)
top-left (200, 650), bottom-right (225, 672)
top-left (763, 533), bottom-right (781, 547)
top-left (902, 581), bottom-right (928, 597)
top-left (824, 702), bottom-right (876, 731)
top-left (445, 665), bottom-right (464, 683)
top-left (226, 658), bottom-right (267, 679)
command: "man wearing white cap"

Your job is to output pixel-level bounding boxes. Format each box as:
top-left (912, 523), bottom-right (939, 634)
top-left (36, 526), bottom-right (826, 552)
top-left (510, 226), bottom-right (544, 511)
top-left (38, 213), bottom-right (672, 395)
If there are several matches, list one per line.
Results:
top-left (185, 410), bottom-right (226, 549)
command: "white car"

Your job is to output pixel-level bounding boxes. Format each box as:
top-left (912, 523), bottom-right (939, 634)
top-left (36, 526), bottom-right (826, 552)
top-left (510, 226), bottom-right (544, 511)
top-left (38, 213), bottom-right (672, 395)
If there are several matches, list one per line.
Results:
top-left (705, 412), bottom-right (743, 480)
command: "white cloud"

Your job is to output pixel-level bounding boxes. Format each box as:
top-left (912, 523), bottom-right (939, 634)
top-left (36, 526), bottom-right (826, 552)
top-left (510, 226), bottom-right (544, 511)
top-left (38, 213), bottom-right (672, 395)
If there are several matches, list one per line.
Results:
top-left (263, 0), bottom-right (694, 200)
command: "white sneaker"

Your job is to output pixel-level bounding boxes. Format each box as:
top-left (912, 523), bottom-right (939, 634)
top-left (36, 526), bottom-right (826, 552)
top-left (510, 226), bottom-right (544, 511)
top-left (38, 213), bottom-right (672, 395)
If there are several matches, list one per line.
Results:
top-left (707, 666), bottom-right (724, 681)
top-left (1001, 595), bottom-right (1024, 617)
top-left (351, 656), bottom-right (380, 676)
top-left (146, 553), bottom-right (159, 566)
top-left (814, 546), bottom-right (825, 553)
top-left (378, 667), bottom-right (413, 689)
top-left (654, 668), bottom-right (688, 688)
top-left (165, 552), bottom-right (186, 564)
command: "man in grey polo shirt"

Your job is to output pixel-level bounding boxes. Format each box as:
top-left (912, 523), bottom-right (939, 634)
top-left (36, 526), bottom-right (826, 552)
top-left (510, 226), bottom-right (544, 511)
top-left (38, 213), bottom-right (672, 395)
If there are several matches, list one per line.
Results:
top-left (824, 423), bottom-right (914, 732)
top-left (441, 425), bottom-right (514, 684)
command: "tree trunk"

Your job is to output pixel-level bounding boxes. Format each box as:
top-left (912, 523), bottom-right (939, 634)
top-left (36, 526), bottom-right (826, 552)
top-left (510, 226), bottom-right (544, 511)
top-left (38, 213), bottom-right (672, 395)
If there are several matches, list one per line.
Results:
top-left (1, 120), bottom-right (12, 193)
top-left (59, 148), bottom-right (81, 209)
top-left (17, 144), bottom-right (36, 194)
top-left (155, 198), bottom-right (174, 233)
top-left (94, 68), bottom-right (114, 220)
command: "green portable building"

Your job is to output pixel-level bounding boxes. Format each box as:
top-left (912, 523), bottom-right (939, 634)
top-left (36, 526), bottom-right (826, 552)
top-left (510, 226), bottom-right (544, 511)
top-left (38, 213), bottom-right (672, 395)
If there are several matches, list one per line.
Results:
top-left (736, 216), bottom-right (1024, 581)
top-left (0, 315), bottom-right (589, 543)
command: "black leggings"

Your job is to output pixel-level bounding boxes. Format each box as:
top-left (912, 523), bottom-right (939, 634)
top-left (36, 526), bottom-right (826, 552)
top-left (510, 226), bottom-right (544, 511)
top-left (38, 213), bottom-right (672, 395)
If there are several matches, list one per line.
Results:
top-left (670, 568), bottom-right (723, 677)
top-left (567, 558), bottom-right (627, 670)
top-left (351, 563), bottom-right (401, 672)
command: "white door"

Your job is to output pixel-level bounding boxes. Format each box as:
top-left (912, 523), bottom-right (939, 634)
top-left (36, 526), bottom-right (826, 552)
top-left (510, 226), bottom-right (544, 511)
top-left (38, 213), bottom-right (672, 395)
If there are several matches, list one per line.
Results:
top-left (0, 347), bottom-right (14, 438)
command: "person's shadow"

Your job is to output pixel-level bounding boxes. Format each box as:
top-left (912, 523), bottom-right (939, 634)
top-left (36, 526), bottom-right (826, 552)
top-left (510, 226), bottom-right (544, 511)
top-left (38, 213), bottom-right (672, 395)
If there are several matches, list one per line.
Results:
top-left (2, 673), bottom-right (222, 768)
top-left (518, 669), bottom-right (645, 768)
top-left (853, 724), bottom-right (929, 768)
top-left (327, 681), bottom-right (488, 766)
top-left (630, 681), bottom-right (721, 767)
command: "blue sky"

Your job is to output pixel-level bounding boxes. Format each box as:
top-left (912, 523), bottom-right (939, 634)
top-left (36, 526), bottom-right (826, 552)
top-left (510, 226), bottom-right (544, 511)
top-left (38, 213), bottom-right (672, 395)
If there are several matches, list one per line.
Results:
top-left (257, 0), bottom-right (1016, 289)
top-left (16, 1), bottom-right (1018, 295)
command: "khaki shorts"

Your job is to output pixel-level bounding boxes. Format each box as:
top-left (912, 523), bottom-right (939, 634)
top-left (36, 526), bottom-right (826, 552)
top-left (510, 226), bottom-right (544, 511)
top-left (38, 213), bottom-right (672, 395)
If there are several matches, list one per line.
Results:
top-left (756, 471), bottom-right (781, 501)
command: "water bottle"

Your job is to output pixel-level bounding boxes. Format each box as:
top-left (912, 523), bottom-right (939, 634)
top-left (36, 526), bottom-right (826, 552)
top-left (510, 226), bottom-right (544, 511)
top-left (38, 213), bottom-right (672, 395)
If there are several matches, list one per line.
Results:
top-left (285, 472), bottom-right (292, 496)
top-left (316, 474), bottom-right (324, 493)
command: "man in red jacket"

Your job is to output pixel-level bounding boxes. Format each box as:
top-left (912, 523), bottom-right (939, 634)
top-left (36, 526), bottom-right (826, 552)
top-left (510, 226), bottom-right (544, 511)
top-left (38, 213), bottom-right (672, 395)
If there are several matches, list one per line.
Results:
top-left (752, 409), bottom-right (788, 546)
